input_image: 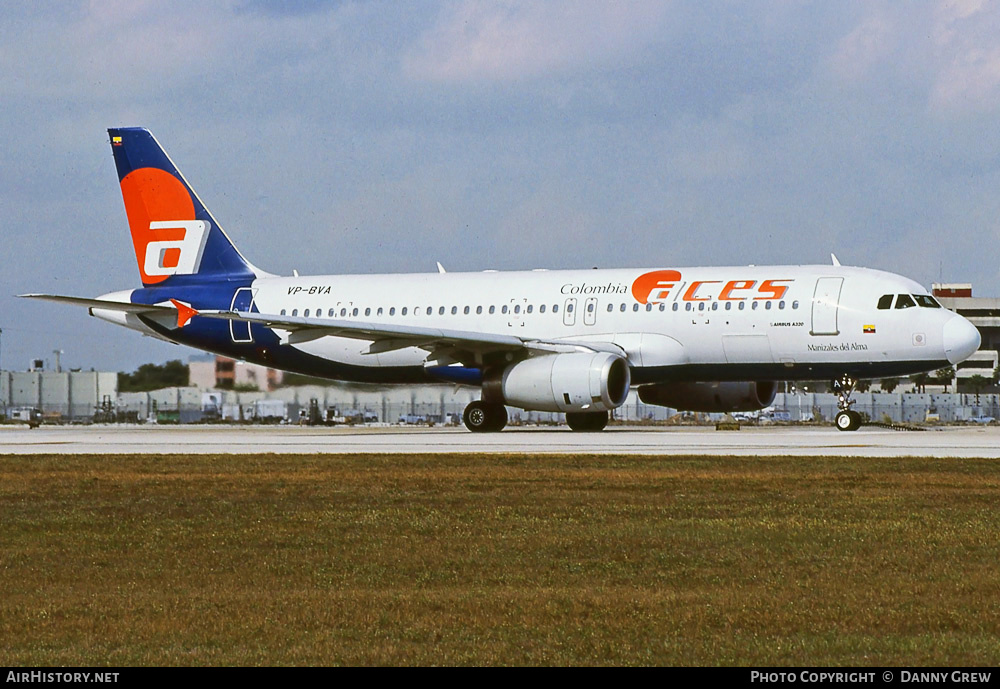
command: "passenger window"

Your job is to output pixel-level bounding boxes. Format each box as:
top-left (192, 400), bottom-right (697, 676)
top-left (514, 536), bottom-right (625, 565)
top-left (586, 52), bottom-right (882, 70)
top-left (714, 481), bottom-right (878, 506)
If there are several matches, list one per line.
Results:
top-left (646, 303), bottom-right (653, 312)
top-left (539, 304), bottom-right (546, 313)
top-left (463, 306), bottom-right (469, 315)
top-left (725, 302), bottom-right (731, 311)
top-left (292, 309), bottom-right (298, 316)
top-left (698, 302), bottom-right (705, 311)
top-left (340, 308), bottom-right (347, 317)
top-left (365, 307), bottom-right (371, 316)
top-left (607, 303), bottom-right (614, 312)
top-left (567, 303), bottom-right (574, 313)
top-left (402, 307), bottom-right (408, 316)
top-left (686, 303), bottom-right (692, 311)
top-left (502, 305), bottom-right (509, 314)
top-left (752, 302), bottom-right (759, 310)
top-left (672, 303), bottom-right (679, 312)
top-left (778, 301), bottom-right (785, 310)
top-left (390, 307), bottom-right (395, 316)
top-left (633, 303), bottom-right (640, 312)
top-left (328, 308), bottom-right (334, 317)
top-left (377, 307), bottom-right (383, 316)
top-left (739, 302), bottom-right (745, 310)
top-left (877, 294), bottom-right (893, 310)
top-left (620, 303), bottom-right (626, 312)
top-left (765, 301), bottom-right (772, 310)
top-left (352, 308), bottom-right (358, 316)
top-left (553, 304), bottom-right (559, 313)
top-left (792, 300), bottom-right (799, 309)
top-left (489, 306), bottom-right (495, 314)
top-left (427, 307), bottom-right (433, 315)
top-left (527, 305), bottom-right (533, 314)
top-left (711, 302), bottom-right (718, 311)
top-left (895, 294), bottom-right (916, 309)
top-left (304, 309), bottom-right (310, 317)
top-left (587, 303), bottom-right (594, 313)
top-left (451, 306), bottom-right (457, 315)
top-left (280, 309), bottom-right (287, 315)
top-left (476, 306), bottom-right (482, 314)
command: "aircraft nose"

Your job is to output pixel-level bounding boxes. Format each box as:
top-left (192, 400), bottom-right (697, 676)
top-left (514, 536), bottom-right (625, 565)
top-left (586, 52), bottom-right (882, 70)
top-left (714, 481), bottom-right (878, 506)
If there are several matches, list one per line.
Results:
top-left (943, 315), bottom-right (981, 365)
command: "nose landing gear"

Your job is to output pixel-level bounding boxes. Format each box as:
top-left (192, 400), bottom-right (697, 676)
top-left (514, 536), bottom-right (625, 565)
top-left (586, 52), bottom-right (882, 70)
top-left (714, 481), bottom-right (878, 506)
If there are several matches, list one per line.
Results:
top-left (833, 375), bottom-right (863, 431)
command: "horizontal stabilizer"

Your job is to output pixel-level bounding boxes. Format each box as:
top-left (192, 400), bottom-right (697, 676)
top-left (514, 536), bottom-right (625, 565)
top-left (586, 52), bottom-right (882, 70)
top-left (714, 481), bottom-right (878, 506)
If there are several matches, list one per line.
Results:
top-left (18, 293), bottom-right (171, 314)
top-left (19, 293), bottom-right (197, 329)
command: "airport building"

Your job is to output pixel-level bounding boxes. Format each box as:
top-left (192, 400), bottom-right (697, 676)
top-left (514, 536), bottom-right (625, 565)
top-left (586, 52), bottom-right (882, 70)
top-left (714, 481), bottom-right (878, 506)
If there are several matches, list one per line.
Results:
top-left (0, 370), bottom-right (118, 423)
top-left (188, 354), bottom-right (284, 391)
top-left (933, 283), bottom-right (1000, 383)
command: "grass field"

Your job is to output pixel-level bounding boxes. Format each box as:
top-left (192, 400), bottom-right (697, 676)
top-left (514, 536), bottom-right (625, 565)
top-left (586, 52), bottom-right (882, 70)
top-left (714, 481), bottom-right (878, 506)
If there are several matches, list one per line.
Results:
top-left (1, 453), bottom-right (999, 666)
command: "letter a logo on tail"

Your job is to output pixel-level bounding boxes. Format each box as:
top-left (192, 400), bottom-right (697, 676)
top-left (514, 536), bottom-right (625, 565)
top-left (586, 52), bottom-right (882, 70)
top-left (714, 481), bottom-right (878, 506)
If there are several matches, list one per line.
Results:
top-left (143, 220), bottom-right (210, 279)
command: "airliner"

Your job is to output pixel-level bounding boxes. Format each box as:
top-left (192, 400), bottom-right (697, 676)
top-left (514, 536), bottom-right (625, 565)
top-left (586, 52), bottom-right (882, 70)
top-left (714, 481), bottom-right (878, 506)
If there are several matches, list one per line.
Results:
top-left (22, 128), bottom-right (981, 432)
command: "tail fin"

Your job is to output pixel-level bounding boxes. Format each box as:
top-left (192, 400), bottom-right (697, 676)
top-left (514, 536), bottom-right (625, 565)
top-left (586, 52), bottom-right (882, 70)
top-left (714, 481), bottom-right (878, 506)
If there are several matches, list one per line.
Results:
top-left (108, 127), bottom-right (261, 287)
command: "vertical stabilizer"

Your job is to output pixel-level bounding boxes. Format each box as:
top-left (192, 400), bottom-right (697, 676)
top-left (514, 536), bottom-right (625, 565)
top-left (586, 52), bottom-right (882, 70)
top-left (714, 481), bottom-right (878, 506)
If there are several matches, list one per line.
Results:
top-left (108, 127), bottom-right (260, 286)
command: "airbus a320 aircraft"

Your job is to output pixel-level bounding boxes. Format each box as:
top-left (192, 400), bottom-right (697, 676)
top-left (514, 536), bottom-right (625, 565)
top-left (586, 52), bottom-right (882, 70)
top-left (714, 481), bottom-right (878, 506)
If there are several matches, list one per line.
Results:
top-left (23, 128), bottom-right (981, 432)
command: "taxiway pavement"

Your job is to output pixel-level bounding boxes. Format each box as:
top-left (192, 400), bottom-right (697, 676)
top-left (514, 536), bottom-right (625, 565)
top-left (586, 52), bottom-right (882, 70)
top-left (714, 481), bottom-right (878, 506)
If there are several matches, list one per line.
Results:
top-left (2, 424), bottom-right (999, 457)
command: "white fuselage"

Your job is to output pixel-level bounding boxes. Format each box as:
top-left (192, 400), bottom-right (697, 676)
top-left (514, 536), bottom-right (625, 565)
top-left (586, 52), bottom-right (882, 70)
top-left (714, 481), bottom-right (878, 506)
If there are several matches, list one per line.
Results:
top-left (239, 264), bottom-right (977, 381)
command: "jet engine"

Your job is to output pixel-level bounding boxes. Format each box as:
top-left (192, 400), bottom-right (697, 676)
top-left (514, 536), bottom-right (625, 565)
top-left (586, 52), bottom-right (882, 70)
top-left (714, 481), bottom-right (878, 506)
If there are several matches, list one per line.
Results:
top-left (637, 381), bottom-right (778, 412)
top-left (487, 352), bottom-right (630, 413)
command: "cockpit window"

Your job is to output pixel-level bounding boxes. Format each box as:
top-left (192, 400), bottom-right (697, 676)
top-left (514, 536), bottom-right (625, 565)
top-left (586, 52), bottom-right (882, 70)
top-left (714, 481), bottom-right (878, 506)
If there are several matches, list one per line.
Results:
top-left (895, 294), bottom-right (916, 309)
top-left (913, 295), bottom-right (941, 308)
top-left (877, 294), bottom-right (893, 310)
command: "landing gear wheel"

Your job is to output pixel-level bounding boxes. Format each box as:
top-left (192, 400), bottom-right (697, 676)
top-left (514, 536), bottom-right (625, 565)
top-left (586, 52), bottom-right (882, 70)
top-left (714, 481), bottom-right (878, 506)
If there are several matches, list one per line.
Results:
top-left (565, 411), bottom-right (609, 432)
top-left (463, 401), bottom-right (508, 433)
top-left (835, 410), bottom-right (862, 432)
top-left (832, 375), bottom-right (863, 431)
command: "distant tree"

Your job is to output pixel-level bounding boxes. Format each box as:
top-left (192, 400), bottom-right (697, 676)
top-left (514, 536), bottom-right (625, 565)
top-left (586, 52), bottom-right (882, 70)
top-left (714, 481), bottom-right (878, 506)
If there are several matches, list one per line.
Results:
top-left (910, 372), bottom-right (929, 394)
top-left (934, 366), bottom-right (956, 393)
top-left (855, 379), bottom-right (871, 393)
top-left (118, 360), bottom-right (189, 392)
top-left (879, 378), bottom-right (899, 394)
top-left (967, 374), bottom-right (989, 405)
top-left (279, 372), bottom-right (334, 387)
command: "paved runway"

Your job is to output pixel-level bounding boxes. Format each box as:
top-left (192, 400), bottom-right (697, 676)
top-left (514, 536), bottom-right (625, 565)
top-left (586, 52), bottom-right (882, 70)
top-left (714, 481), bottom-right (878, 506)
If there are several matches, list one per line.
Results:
top-left (2, 423), bottom-right (999, 457)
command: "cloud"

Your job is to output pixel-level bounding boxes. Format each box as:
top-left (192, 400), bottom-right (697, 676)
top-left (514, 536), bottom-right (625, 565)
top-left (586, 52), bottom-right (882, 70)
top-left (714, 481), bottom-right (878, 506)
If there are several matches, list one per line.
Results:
top-left (401, 0), bottom-right (672, 83)
top-left (827, 0), bottom-right (1000, 115)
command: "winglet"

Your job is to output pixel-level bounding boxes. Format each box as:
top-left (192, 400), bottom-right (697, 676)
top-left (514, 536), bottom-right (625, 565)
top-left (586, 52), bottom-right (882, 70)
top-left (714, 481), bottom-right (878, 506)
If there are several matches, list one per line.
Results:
top-left (831, 253), bottom-right (841, 267)
top-left (169, 299), bottom-right (199, 328)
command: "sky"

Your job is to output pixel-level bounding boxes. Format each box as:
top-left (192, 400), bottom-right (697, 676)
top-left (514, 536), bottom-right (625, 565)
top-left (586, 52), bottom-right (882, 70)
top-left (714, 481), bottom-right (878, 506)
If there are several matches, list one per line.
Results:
top-left (3, 0), bottom-right (1000, 373)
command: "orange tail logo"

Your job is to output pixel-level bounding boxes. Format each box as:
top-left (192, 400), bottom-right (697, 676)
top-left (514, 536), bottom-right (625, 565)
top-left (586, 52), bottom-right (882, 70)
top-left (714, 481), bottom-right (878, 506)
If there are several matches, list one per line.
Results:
top-left (119, 168), bottom-right (209, 285)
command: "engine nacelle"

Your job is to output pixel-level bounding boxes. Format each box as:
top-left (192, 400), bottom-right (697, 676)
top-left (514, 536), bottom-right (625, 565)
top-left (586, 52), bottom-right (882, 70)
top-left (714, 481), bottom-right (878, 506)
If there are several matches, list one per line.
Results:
top-left (638, 381), bottom-right (778, 412)
top-left (491, 352), bottom-right (631, 413)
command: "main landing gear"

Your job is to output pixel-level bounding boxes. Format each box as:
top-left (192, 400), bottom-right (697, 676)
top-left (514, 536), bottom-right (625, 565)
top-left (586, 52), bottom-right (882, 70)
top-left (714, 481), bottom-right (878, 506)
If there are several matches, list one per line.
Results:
top-left (461, 402), bottom-right (610, 432)
top-left (833, 374), bottom-right (863, 432)
top-left (463, 400), bottom-right (507, 433)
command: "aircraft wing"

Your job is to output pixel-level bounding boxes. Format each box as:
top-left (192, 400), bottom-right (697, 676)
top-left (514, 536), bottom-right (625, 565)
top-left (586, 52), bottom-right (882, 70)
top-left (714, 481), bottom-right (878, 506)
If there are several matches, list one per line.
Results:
top-left (19, 294), bottom-right (625, 360)
top-left (195, 309), bottom-right (623, 359)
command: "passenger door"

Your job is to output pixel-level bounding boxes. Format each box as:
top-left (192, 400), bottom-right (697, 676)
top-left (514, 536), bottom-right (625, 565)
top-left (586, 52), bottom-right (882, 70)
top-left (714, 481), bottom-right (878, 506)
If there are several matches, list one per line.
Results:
top-left (810, 277), bottom-right (843, 336)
